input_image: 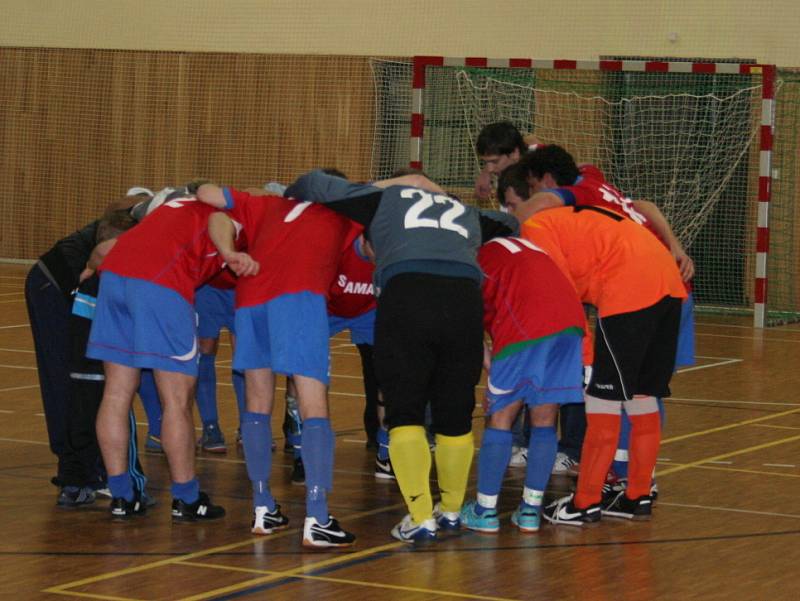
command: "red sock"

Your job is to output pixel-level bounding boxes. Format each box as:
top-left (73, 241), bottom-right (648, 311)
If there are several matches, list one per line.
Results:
top-left (574, 413), bottom-right (620, 508)
top-left (627, 411), bottom-right (661, 499)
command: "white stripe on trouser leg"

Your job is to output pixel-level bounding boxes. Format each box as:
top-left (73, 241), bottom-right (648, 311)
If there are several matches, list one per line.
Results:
top-left (623, 396), bottom-right (659, 415)
top-left (596, 315), bottom-right (630, 400)
top-left (584, 394), bottom-right (622, 415)
top-left (614, 449), bottom-right (629, 462)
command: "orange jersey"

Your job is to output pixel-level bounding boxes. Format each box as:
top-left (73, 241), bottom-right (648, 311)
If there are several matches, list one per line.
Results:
top-left (521, 206), bottom-right (686, 317)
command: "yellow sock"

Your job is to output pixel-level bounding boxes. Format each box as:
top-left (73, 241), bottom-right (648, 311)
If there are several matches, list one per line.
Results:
top-left (389, 425), bottom-right (433, 524)
top-left (434, 432), bottom-right (474, 514)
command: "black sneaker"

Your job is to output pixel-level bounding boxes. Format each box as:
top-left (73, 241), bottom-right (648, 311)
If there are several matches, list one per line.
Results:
top-left (302, 516), bottom-right (356, 548)
top-left (291, 457), bottom-right (305, 485)
top-left (603, 478), bottom-right (659, 505)
top-left (601, 490), bottom-right (652, 520)
top-left (110, 491), bottom-right (146, 520)
top-left (171, 491), bottom-right (226, 522)
top-left (374, 456), bottom-right (396, 480)
top-left (57, 486), bottom-right (96, 508)
top-left (252, 504), bottom-right (290, 535)
top-left (542, 494), bottom-right (601, 527)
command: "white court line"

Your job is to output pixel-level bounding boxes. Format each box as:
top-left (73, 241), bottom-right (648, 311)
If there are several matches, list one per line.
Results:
top-left (696, 332), bottom-right (800, 343)
top-left (706, 460), bottom-right (733, 465)
top-left (676, 358), bottom-right (742, 374)
top-left (0, 384), bottom-right (38, 392)
top-left (658, 501), bottom-right (800, 520)
top-left (668, 396), bottom-right (800, 407)
top-left (0, 299), bottom-right (24, 304)
top-left (696, 321), bottom-right (800, 333)
top-left (0, 324), bottom-right (29, 330)
top-left (0, 347), bottom-right (34, 354)
top-left (0, 363), bottom-right (35, 370)
top-left (763, 463), bottom-right (797, 468)
top-left (0, 409), bottom-right (14, 413)
top-left (0, 436), bottom-right (48, 446)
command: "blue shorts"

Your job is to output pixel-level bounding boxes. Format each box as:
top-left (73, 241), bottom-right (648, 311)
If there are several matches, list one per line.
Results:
top-left (87, 272), bottom-right (199, 375)
top-left (233, 291), bottom-right (330, 383)
top-left (486, 332), bottom-right (584, 414)
top-left (195, 285), bottom-right (235, 338)
top-left (674, 293), bottom-right (695, 369)
top-left (328, 309), bottom-right (376, 346)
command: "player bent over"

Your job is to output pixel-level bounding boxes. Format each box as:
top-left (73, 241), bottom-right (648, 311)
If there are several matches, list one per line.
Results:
top-left (285, 169), bottom-right (518, 543)
top-left (197, 183), bottom-right (357, 548)
top-left (89, 187), bottom-right (226, 522)
top-left (460, 236), bottom-right (585, 533)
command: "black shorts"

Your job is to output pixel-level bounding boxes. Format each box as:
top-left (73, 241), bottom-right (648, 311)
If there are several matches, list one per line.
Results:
top-left (587, 296), bottom-right (682, 401)
top-left (374, 273), bottom-right (483, 437)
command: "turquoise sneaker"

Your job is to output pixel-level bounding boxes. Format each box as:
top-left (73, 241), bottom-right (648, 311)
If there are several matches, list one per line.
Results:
top-left (511, 504), bottom-right (541, 533)
top-left (460, 500), bottom-right (500, 533)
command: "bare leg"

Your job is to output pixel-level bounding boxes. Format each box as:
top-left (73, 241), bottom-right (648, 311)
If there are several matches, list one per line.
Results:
top-left (96, 362), bottom-right (140, 476)
top-left (154, 369), bottom-right (197, 484)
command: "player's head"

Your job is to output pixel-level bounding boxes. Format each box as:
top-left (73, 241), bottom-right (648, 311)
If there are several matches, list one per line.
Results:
top-left (96, 208), bottom-right (138, 244)
top-left (518, 144), bottom-right (580, 191)
top-left (496, 163), bottom-right (532, 219)
top-left (476, 122), bottom-right (528, 176)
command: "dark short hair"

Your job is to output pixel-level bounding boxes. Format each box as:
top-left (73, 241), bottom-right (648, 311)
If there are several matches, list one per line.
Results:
top-left (96, 209), bottom-right (137, 244)
top-left (497, 163), bottom-right (531, 206)
top-left (476, 121), bottom-right (527, 157)
top-left (518, 144), bottom-right (580, 186)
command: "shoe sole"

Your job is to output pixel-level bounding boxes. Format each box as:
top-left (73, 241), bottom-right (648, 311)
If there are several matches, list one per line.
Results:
top-left (201, 445), bottom-right (228, 454)
top-left (302, 538), bottom-right (355, 548)
top-left (172, 512), bottom-right (226, 523)
top-left (252, 524), bottom-right (289, 535)
top-left (463, 524), bottom-right (499, 533)
top-left (291, 479), bottom-right (306, 486)
top-left (511, 517), bottom-right (540, 533)
top-left (374, 472), bottom-right (396, 480)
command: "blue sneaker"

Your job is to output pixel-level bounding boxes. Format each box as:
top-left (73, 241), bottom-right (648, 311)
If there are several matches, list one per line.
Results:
top-left (199, 423), bottom-right (227, 453)
top-left (511, 504), bottom-right (541, 533)
top-left (433, 502), bottom-right (461, 530)
top-left (460, 500), bottom-right (500, 533)
top-left (390, 514), bottom-right (437, 543)
top-left (145, 432), bottom-right (163, 453)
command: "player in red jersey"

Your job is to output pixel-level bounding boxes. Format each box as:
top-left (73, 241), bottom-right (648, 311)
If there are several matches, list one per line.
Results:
top-left (460, 236), bottom-right (585, 533)
top-left (88, 187), bottom-right (226, 522)
top-left (196, 183), bottom-right (358, 548)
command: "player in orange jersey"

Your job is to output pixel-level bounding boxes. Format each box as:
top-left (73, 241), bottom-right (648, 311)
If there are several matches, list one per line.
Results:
top-left (497, 163), bottom-right (686, 526)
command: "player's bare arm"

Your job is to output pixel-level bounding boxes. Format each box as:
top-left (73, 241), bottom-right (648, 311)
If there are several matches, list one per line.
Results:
top-left (196, 183), bottom-right (228, 208)
top-left (207, 212), bottom-right (259, 277)
top-left (633, 200), bottom-right (695, 281)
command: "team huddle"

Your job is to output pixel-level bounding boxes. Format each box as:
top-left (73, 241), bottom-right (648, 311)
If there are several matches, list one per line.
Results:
top-left (27, 121), bottom-right (693, 547)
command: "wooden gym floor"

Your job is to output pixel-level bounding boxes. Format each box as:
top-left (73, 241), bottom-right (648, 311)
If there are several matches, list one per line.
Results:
top-left (1, 262), bottom-right (799, 600)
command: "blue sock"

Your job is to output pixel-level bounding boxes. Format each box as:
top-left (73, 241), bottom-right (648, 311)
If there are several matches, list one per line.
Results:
top-left (232, 369), bottom-right (246, 418)
top-left (476, 428), bottom-right (513, 512)
top-left (108, 472), bottom-right (134, 502)
top-left (171, 478), bottom-right (200, 504)
top-left (376, 426), bottom-right (390, 461)
top-left (302, 417), bottom-right (334, 522)
top-left (138, 370), bottom-right (162, 437)
top-left (241, 411), bottom-right (275, 509)
top-left (196, 353), bottom-right (219, 425)
top-left (526, 426), bottom-right (558, 492)
top-left (614, 409), bottom-right (631, 479)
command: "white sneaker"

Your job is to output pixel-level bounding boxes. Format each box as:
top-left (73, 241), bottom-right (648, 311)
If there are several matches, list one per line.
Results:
top-left (251, 505), bottom-right (289, 535)
top-left (509, 446), bottom-right (528, 467)
top-left (551, 452), bottom-right (579, 476)
top-left (302, 515), bottom-right (356, 548)
top-left (390, 514), bottom-right (437, 543)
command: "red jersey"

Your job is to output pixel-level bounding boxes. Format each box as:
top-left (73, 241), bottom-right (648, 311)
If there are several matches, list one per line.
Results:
top-left (100, 198), bottom-right (222, 303)
top-left (478, 237), bottom-right (585, 359)
top-left (206, 267), bottom-right (237, 290)
top-left (551, 165), bottom-right (647, 225)
top-left (224, 188), bottom-right (356, 308)
top-left (327, 233), bottom-right (376, 318)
